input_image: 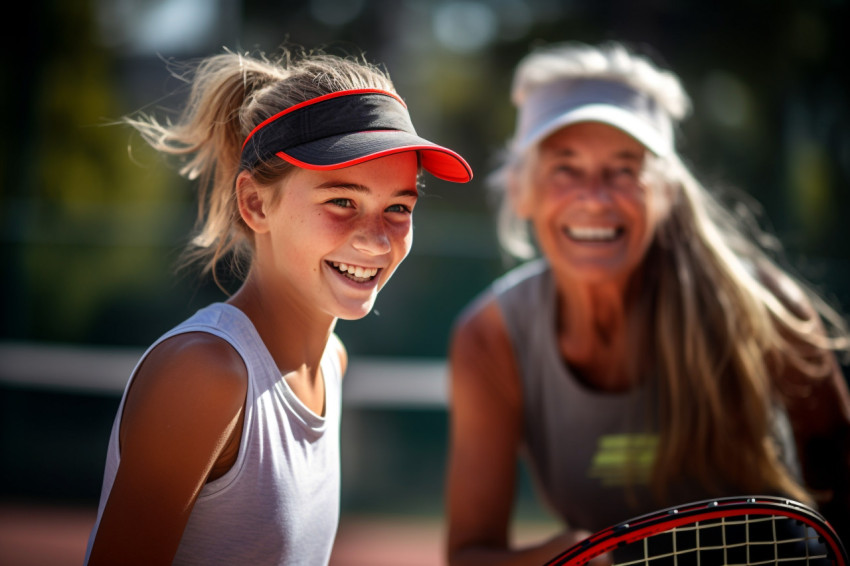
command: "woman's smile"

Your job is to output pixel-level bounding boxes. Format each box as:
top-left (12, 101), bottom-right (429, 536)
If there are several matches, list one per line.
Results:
top-left (562, 224), bottom-right (624, 243)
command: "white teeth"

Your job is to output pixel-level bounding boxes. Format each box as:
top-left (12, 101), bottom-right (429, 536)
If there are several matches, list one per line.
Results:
top-left (331, 262), bottom-right (378, 279)
top-left (567, 226), bottom-right (619, 242)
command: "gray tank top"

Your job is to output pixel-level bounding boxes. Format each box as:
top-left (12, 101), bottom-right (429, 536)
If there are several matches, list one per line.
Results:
top-left (85, 303), bottom-right (342, 565)
top-left (493, 259), bottom-right (800, 532)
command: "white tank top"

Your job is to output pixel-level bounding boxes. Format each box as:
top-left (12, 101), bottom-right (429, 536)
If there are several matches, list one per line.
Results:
top-left (84, 303), bottom-right (343, 565)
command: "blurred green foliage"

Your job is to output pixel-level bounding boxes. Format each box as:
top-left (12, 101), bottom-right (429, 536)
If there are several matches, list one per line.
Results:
top-left (2, 0), bottom-right (848, 358)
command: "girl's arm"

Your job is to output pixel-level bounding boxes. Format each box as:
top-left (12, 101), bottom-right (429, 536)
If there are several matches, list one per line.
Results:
top-left (87, 332), bottom-right (248, 566)
top-left (446, 296), bottom-right (587, 566)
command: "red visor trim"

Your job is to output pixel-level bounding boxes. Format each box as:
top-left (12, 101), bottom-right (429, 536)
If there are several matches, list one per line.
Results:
top-left (274, 146), bottom-right (471, 183)
top-left (275, 147), bottom-right (417, 170)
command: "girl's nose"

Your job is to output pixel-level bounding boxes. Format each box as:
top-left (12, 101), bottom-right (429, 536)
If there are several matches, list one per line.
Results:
top-left (352, 217), bottom-right (391, 255)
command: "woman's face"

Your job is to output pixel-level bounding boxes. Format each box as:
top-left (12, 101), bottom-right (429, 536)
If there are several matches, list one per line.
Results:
top-left (255, 151), bottom-right (419, 321)
top-left (517, 122), bottom-right (665, 285)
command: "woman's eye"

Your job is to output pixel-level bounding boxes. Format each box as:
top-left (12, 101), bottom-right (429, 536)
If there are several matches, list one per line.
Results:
top-left (609, 167), bottom-right (639, 185)
top-left (551, 165), bottom-right (584, 183)
top-left (555, 164), bottom-right (578, 175)
top-left (548, 165), bottom-right (581, 186)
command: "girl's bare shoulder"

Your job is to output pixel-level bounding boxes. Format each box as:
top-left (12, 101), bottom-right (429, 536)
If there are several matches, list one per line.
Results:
top-left (120, 332), bottom-right (249, 444)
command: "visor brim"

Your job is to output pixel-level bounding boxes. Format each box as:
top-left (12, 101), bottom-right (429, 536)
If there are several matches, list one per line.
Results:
top-left (277, 130), bottom-right (473, 183)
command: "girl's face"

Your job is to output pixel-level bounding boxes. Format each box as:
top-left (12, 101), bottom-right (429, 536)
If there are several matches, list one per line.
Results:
top-left (517, 122), bottom-right (664, 285)
top-left (256, 151), bottom-right (419, 320)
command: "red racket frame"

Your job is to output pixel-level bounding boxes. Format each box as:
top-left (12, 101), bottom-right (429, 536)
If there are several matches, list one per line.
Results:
top-left (544, 495), bottom-right (847, 566)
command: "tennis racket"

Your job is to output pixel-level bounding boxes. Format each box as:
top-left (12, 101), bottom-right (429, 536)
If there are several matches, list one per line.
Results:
top-left (544, 495), bottom-right (847, 566)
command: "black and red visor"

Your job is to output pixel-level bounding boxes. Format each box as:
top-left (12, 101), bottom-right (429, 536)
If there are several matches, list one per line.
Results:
top-left (239, 89), bottom-right (472, 183)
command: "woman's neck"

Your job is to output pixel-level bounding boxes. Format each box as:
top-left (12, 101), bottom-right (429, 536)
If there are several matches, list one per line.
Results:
top-left (554, 271), bottom-right (649, 392)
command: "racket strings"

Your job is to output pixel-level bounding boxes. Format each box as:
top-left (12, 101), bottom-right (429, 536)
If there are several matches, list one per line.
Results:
top-left (613, 514), bottom-right (830, 566)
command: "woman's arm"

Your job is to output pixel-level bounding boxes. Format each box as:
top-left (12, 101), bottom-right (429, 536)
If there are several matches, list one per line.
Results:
top-left (446, 296), bottom-right (590, 566)
top-left (87, 332), bottom-right (248, 566)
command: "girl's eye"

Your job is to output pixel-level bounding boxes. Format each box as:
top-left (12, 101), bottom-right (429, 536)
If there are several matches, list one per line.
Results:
top-left (386, 204), bottom-right (412, 214)
top-left (328, 198), bottom-right (354, 208)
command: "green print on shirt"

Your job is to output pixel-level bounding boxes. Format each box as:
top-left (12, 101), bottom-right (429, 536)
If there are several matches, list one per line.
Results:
top-left (588, 434), bottom-right (658, 487)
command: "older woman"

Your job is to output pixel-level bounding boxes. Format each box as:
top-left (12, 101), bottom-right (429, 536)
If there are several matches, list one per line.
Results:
top-left (446, 41), bottom-right (850, 565)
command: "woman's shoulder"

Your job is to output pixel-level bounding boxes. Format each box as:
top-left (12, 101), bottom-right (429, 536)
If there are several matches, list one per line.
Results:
top-left (491, 258), bottom-right (550, 294)
top-left (450, 277), bottom-right (523, 414)
top-left (453, 259), bottom-right (549, 341)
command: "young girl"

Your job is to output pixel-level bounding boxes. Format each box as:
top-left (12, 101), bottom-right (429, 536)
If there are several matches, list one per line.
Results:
top-left (84, 48), bottom-right (471, 565)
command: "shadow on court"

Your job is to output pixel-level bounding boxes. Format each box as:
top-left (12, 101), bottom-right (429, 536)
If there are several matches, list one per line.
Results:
top-left (0, 502), bottom-right (444, 566)
top-left (0, 501), bottom-right (561, 566)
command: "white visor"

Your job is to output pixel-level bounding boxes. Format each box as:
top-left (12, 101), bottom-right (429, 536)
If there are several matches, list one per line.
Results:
top-left (514, 78), bottom-right (673, 156)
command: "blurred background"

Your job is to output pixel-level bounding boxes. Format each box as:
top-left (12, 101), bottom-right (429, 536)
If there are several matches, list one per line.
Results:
top-left (1, 0), bottom-right (848, 564)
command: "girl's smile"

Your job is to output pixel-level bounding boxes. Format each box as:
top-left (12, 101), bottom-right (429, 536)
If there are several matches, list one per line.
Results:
top-left (328, 261), bottom-right (380, 282)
